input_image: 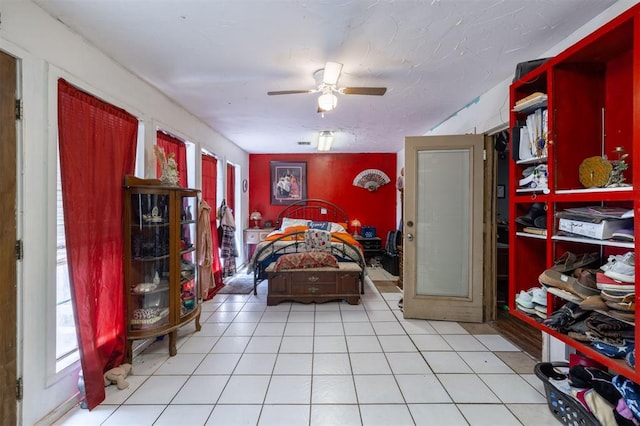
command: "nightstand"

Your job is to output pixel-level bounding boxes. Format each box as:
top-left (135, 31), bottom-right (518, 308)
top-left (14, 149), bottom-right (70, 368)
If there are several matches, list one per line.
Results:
top-left (353, 235), bottom-right (382, 264)
top-left (244, 227), bottom-right (275, 263)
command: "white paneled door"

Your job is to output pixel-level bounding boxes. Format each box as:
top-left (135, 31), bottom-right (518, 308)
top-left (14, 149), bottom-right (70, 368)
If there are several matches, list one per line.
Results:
top-left (403, 134), bottom-right (486, 323)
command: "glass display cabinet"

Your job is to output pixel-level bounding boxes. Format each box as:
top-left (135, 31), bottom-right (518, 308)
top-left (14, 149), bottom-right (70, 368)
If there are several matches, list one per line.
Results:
top-left (122, 175), bottom-right (201, 362)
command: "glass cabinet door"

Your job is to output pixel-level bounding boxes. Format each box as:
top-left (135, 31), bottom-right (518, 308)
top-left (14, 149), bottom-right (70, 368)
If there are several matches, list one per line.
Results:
top-left (179, 193), bottom-right (198, 318)
top-left (128, 192), bottom-right (171, 330)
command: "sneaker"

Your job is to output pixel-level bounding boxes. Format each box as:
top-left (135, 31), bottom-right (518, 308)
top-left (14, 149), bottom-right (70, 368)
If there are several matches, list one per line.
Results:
top-left (531, 287), bottom-right (547, 306)
top-left (602, 252), bottom-right (635, 283)
top-left (596, 272), bottom-right (635, 292)
top-left (516, 290), bottom-right (534, 309)
top-left (534, 304), bottom-right (547, 319)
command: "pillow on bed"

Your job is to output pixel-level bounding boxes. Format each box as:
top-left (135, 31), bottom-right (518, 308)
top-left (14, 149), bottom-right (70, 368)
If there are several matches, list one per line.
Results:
top-left (308, 221), bottom-right (330, 231)
top-left (273, 252), bottom-right (339, 271)
top-left (304, 229), bottom-right (332, 252)
top-left (331, 222), bottom-right (347, 233)
top-left (280, 217), bottom-right (310, 231)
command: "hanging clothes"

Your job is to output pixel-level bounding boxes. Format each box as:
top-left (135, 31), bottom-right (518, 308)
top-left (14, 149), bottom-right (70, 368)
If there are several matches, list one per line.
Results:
top-left (218, 201), bottom-right (238, 278)
top-left (197, 199), bottom-right (217, 299)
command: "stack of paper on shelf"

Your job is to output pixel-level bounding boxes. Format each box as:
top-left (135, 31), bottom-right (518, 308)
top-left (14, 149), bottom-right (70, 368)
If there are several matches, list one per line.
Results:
top-left (556, 207), bottom-right (634, 240)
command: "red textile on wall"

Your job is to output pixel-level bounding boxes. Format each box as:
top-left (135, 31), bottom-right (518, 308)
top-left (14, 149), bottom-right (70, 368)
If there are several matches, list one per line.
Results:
top-left (226, 162), bottom-right (235, 213)
top-left (57, 79), bottom-right (138, 410)
top-left (156, 131), bottom-right (187, 187)
top-left (201, 154), bottom-right (223, 296)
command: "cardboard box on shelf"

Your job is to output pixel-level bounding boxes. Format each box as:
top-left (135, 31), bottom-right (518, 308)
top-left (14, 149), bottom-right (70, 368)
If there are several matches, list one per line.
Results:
top-left (558, 217), bottom-right (633, 240)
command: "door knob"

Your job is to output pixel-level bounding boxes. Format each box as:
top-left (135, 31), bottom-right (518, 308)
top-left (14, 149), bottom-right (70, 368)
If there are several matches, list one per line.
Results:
top-left (406, 233), bottom-right (414, 241)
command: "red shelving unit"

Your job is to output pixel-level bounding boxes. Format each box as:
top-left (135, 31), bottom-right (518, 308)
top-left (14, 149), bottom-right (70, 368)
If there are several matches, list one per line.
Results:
top-left (508, 4), bottom-right (640, 383)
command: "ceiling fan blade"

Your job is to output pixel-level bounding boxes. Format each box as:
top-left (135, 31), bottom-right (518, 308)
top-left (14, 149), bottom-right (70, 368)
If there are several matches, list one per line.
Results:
top-left (323, 62), bottom-right (343, 86)
top-left (267, 90), bottom-right (314, 95)
top-left (341, 87), bottom-right (387, 96)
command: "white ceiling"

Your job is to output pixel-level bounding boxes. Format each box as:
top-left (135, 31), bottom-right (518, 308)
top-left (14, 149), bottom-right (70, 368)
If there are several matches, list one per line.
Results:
top-left (33, 0), bottom-right (617, 154)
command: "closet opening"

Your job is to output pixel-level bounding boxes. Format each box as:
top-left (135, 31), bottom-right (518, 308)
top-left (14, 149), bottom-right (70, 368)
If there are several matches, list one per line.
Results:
top-left (489, 130), bottom-right (542, 360)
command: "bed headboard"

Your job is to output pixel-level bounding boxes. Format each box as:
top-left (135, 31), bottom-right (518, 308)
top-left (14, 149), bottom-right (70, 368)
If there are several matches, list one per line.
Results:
top-left (275, 199), bottom-right (349, 229)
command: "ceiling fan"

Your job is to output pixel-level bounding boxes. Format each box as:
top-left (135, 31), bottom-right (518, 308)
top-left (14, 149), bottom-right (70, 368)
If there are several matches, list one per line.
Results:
top-left (267, 62), bottom-right (387, 113)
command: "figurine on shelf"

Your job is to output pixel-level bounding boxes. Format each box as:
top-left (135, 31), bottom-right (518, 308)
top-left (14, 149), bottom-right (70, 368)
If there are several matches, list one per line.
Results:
top-left (606, 146), bottom-right (630, 188)
top-left (153, 144), bottom-right (180, 186)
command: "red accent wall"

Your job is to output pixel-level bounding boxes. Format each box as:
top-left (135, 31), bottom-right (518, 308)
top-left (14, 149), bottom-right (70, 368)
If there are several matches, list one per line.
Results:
top-left (249, 153), bottom-right (397, 240)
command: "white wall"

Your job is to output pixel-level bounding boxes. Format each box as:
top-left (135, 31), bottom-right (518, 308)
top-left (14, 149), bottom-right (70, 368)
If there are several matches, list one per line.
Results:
top-left (427, 0), bottom-right (639, 137)
top-left (0, 1), bottom-right (248, 424)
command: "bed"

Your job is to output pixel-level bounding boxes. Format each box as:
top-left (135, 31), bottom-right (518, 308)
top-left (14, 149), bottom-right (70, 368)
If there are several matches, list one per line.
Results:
top-left (249, 199), bottom-right (366, 296)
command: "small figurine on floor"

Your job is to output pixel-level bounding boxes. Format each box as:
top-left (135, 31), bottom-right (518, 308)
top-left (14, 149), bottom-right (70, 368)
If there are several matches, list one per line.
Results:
top-left (103, 363), bottom-right (133, 390)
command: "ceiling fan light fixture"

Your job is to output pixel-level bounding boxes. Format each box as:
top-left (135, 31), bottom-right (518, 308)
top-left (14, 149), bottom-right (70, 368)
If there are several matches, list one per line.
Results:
top-left (318, 92), bottom-right (337, 111)
top-left (318, 131), bottom-right (334, 152)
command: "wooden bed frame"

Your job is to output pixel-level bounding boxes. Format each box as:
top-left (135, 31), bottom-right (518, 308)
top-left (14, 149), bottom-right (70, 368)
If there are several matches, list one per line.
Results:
top-left (250, 199), bottom-right (366, 296)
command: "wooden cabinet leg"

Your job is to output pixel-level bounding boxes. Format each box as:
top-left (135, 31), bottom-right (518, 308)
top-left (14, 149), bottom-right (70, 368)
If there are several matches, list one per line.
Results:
top-left (169, 331), bottom-right (177, 357)
top-left (125, 340), bottom-right (133, 364)
top-left (195, 313), bottom-right (201, 332)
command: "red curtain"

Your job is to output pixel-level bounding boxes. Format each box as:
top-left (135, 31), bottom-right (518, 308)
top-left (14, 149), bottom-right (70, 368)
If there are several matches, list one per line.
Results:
top-left (201, 154), bottom-right (223, 294)
top-left (156, 131), bottom-right (187, 187)
top-left (226, 162), bottom-right (235, 213)
top-left (57, 79), bottom-right (138, 410)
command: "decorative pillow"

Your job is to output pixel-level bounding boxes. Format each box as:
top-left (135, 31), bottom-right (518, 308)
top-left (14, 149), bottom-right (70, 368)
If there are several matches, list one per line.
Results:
top-left (308, 221), bottom-right (330, 231)
top-left (331, 222), bottom-right (348, 233)
top-left (280, 217), bottom-right (309, 231)
top-left (304, 229), bottom-right (332, 252)
top-left (274, 252), bottom-right (339, 271)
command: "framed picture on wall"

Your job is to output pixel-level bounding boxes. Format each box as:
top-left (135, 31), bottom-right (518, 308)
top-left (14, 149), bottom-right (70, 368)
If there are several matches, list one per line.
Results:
top-left (270, 161), bottom-right (307, 205)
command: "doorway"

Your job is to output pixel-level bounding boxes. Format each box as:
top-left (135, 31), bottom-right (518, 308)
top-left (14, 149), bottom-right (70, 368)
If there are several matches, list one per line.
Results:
top-left (489, 130), bottom-right (542, 359)
top-left (0, 50), bottom-right (19, 425)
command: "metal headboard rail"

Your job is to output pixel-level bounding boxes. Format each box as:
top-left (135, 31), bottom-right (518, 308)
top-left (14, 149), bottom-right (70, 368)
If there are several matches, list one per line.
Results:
top-left (275, 199), bottom-right (349, 229)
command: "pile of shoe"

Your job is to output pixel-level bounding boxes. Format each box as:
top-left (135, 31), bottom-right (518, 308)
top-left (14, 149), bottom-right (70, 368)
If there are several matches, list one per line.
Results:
top-left (596, 252), bottom-right (636, 321)
top-left (538, 251), bottom-right (601, 300)
top-left (537, 251), bottom-right (636, 360)
top-left (515, 286), bottom-right (547, 319)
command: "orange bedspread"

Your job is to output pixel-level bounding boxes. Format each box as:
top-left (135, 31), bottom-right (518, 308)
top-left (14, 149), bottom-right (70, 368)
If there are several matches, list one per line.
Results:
top-left (262, 227), bottom-right (363, 250)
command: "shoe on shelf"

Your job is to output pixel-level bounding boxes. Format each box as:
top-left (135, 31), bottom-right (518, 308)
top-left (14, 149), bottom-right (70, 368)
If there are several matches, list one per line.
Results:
top-left (516, 290), bottom-right (534, 309)
top-left (601, 252), bottom-right (635, 283)
top-left (515, 202), bottom-right (546, 227)
top-left (531, 287), bottom-right (547, 306)
top-left (551, 252), bottom-right (600, 274)
top-left (596, 272), bottom-right (635, 292)
top-left (534, 304), bottom-right (547, 319)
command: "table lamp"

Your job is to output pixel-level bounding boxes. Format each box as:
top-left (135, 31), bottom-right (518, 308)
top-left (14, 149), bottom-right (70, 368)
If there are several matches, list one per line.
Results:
top-left (350, 219), bottom-right (361, 236)
top-left (250, 210), bottom-right (262, 228)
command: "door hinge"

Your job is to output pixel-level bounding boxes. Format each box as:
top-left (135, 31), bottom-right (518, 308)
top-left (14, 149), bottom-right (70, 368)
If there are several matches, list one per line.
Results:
top-left (483, 149), bottom-right (487, 161)
top-left (15, 240), bottom-right (23, 260)
top-left (15, 99), bottom-right (22, 120)
top-left (16, 377), bottom-right (23, 400)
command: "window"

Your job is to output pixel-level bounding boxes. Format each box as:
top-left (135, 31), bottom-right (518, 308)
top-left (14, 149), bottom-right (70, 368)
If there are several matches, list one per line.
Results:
top-left (55, 156), bottom-right (78, 371)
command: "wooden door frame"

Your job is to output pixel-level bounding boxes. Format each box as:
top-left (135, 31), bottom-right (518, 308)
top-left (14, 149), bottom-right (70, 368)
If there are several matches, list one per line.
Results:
top-left (484, 133), bottom-right (498, 323)
top-left (0, 49), bottom-right (18, 425)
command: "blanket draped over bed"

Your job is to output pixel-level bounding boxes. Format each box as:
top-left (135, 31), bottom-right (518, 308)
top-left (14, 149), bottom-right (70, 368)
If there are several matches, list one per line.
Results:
top-left (249, 199), bottom-right (366, 295)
